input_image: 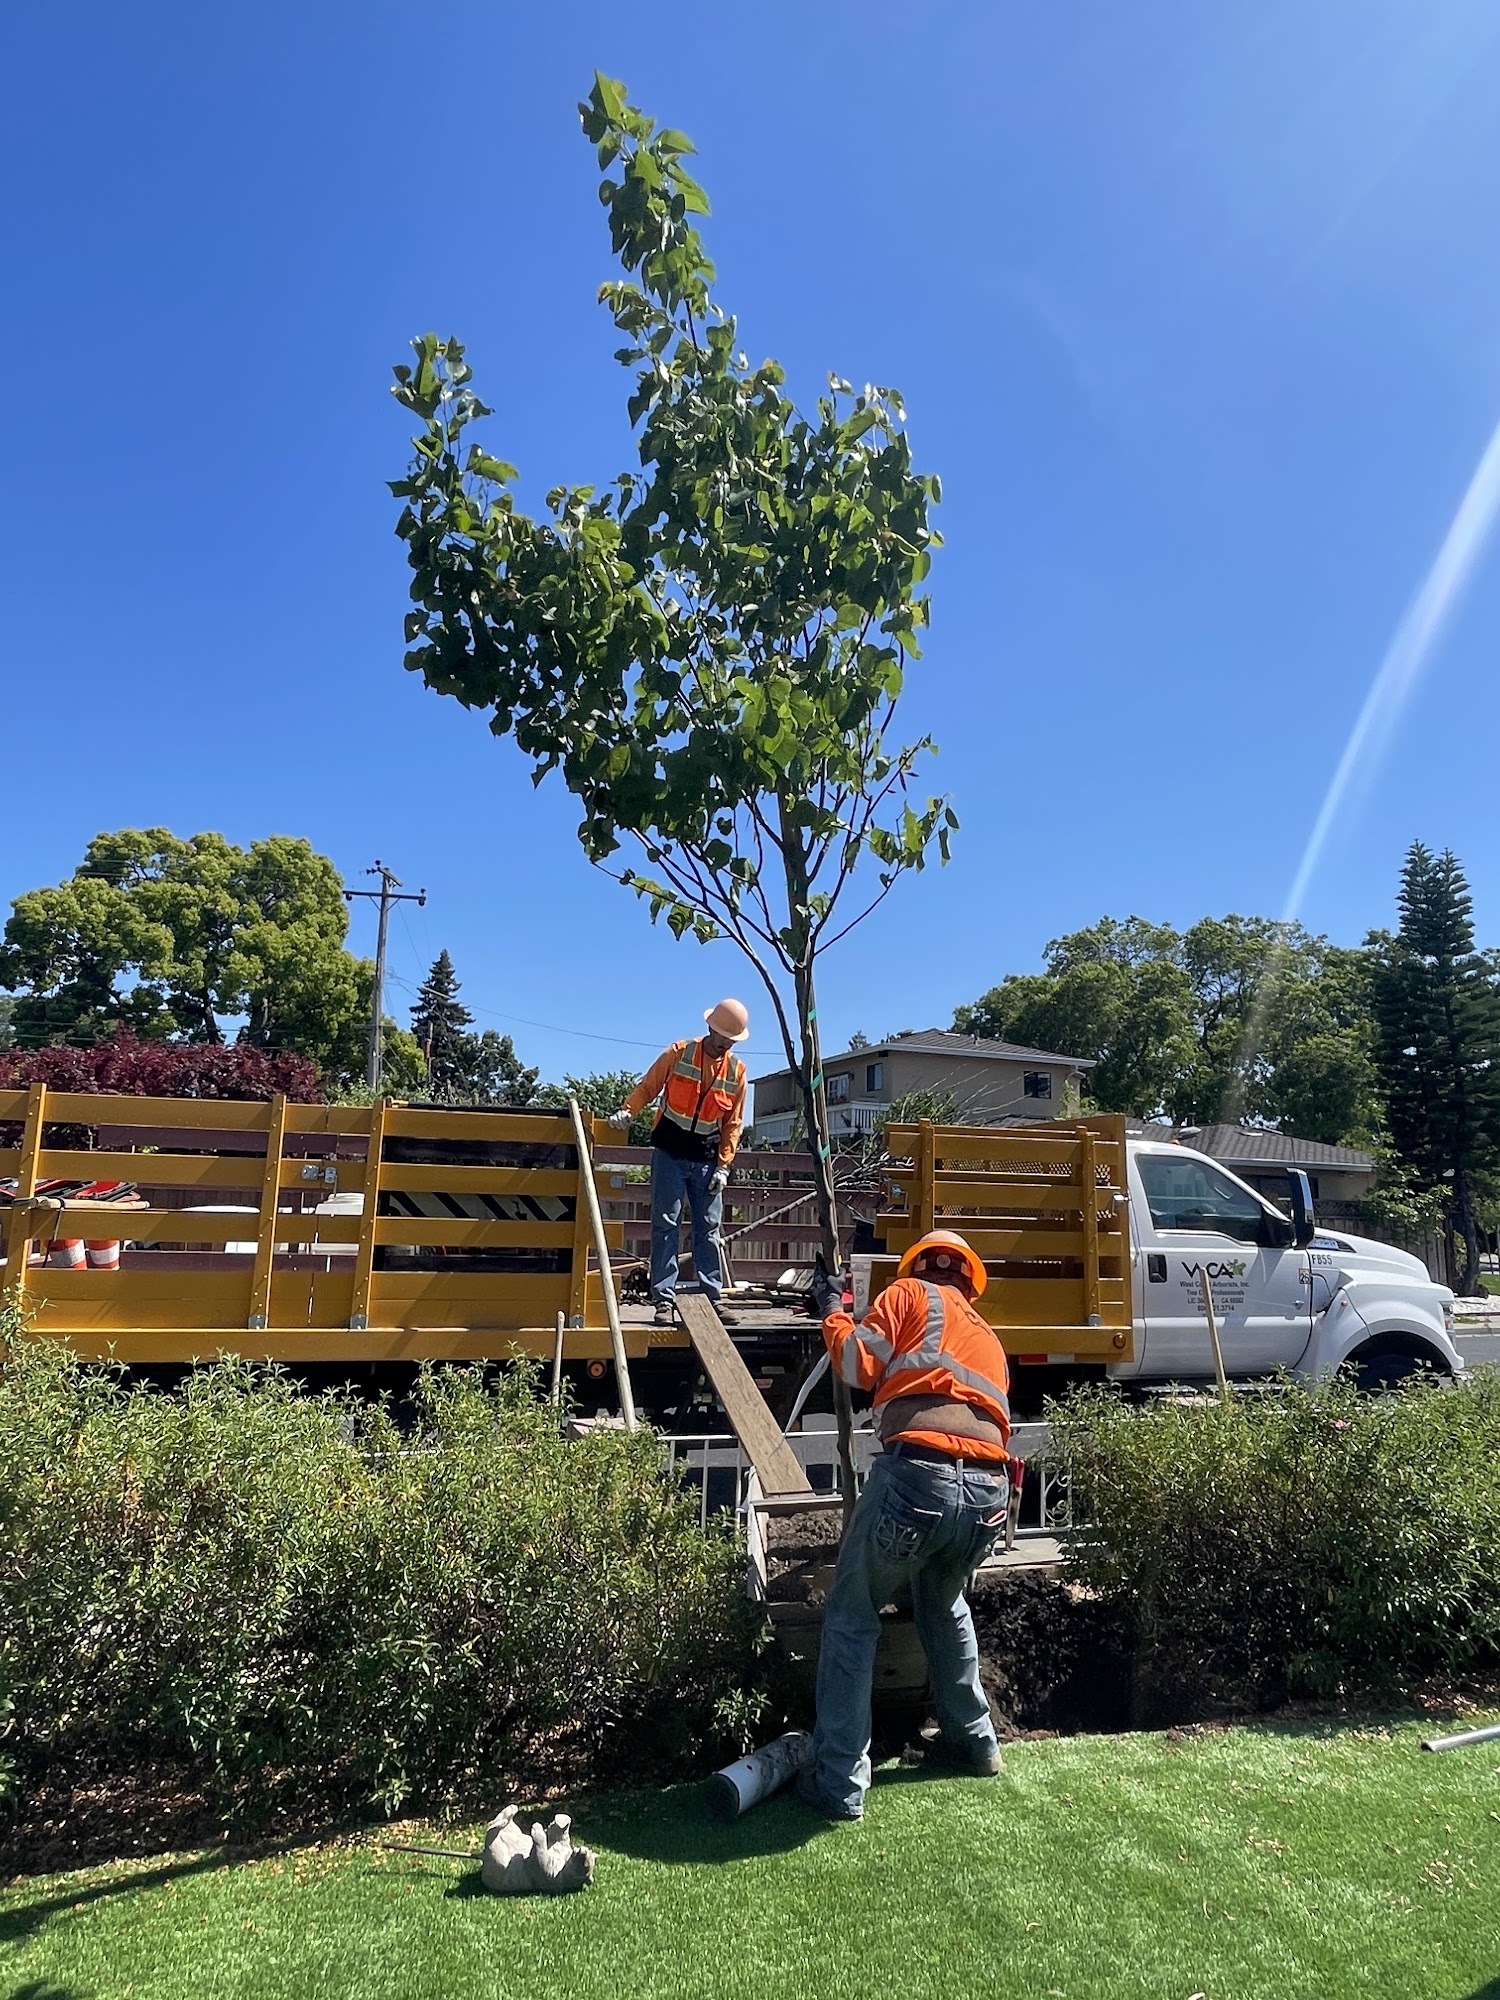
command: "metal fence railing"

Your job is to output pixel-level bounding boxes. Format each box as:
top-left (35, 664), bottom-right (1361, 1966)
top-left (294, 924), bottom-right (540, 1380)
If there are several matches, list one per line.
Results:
top-left (663, 1419), bottom-right (1069, 1535)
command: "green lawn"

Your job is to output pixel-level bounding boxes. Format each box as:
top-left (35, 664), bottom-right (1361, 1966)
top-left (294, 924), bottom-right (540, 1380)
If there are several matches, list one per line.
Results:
top-left (3, 1717), bottom-right (1498, 2000)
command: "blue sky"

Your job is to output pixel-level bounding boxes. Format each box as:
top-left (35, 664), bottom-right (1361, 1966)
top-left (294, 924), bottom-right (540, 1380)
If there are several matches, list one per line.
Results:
top-left (6, 1), bottom-right (1500, 1081)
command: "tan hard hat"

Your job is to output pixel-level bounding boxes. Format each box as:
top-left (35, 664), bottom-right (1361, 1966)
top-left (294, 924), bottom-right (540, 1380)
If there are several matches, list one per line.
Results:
top-left (703, 998), bottom-right (750, 1041)
top-left (896, 1229), bottom-right (988, 1298)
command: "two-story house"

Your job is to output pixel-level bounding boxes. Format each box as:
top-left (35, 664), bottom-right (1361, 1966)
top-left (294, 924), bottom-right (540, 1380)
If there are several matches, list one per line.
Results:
top-left (749, 1028), bottom-right (1094, 1145)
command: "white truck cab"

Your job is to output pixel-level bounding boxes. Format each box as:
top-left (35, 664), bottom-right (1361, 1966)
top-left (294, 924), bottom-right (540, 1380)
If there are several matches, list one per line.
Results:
top-left (1114, 1140), bottom-right (1462, 1390)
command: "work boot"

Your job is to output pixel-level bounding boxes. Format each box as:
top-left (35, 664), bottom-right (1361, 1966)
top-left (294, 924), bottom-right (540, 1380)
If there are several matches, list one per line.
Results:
top-left (653, 1301), bottom-right (675, 1328)
top-left (711, 1302), bottom-right (740, 1326)
top-left (921, 1735), bottom-right (1002, 1777)
top-left (794, 1765), bottom-right (862, 1822)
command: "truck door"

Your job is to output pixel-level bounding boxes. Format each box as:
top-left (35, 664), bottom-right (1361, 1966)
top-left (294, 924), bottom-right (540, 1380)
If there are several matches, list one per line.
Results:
top-left (1133, 1151), bottom-right (1311, 1378)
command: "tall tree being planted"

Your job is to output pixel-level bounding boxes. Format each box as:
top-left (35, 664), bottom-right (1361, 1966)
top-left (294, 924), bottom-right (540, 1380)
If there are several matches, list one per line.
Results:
top-left (390, 78), bottom-right (952, 1330)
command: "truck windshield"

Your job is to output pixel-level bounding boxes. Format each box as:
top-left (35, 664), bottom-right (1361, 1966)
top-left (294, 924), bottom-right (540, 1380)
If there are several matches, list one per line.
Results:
top-left (1137, 1154), bottom-right (1268, 1243)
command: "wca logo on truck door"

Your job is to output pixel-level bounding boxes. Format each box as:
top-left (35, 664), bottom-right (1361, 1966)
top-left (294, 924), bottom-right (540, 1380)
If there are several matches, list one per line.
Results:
top-left (1175, 1257), bottom-right (1251, 1312)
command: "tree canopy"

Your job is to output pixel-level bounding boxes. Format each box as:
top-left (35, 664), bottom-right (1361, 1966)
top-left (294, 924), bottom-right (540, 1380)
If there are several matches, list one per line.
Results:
top-left (534, 1067), bottom-right (652, 1144)
top-left (391, 78), bottom-right (949, 1063)
top-left (954, 913), bottom-right (1377, 1142)
top-left (0, 829), bottom-right (378, 1085)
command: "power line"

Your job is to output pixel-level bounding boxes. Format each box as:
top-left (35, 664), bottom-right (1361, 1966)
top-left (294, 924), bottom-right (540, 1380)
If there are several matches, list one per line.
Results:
top-left (384, 968), bottom-right (782, 1060)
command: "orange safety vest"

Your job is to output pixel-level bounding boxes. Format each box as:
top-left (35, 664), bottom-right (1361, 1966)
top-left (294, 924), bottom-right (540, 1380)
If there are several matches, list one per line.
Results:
top-left (823, 1276), bottom-right (1012, 1462)
top-left (655, 1039), bottom-right (745, 1143)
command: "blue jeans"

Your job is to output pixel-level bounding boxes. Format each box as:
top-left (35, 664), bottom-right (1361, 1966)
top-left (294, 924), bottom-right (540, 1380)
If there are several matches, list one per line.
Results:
top-left (812, 1451), bottom-right (1006, 1816)
top-left (649, 1148), bottom-right (724, 1304)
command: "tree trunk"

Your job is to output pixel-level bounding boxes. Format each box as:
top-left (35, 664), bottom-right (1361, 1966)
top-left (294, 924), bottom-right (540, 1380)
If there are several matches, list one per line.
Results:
top-left (778, 791), bottom-right (857, 1523)
top-left (1452, 1164), bottom-right (1485, 1296)
top-left (790, 958), bottom-right (856, 1520)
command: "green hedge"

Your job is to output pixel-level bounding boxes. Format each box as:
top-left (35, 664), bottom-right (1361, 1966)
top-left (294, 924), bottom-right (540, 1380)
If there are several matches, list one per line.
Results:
top-left (1051, 1372), bottom-right (1500, 1720)
top-left (0, 1332), bottom-right (759, 1815)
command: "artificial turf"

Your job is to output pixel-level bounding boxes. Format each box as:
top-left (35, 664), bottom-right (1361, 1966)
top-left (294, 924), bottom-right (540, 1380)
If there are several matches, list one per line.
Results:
top-left (2, 1715), bottom-right (1497, 2000)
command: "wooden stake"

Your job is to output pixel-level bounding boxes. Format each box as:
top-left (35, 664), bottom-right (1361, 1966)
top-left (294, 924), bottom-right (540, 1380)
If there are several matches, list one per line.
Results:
top-left (550, 1310), bottom-right (565, 1409)
top-left (568, 1098), bottom-right (637, 1431)
top-left (1201, 1268), bottom-right (1229, 1402)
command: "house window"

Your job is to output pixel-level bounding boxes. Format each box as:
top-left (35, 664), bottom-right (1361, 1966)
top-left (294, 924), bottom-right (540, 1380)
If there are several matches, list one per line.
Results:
top-left (826, 1073), bottom-right (851, 1104)
top-left (1023, 1071), bottom-right (1052, 1099)
top-left (865, 1062), bottom-right (884, 1093)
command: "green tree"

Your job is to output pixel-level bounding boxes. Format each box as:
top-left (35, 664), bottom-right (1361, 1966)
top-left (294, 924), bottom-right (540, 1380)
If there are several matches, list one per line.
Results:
top-left (954, 914), bottom-right (1377, 1141)
top-left (535, 1068), bottom-right (651, 1144)
top-left (409, 951), bottom-right (473, 1094)
top-left (875, 1087), bottom-right (960, 1143)
top-left (1176, 916), bottom-right (1375, 1135)
top-left (1370, 843), bottom-right (1500, 1294)
top-left (391, 75), bottom-right (951, 1504)
top-left (452, 1029), bottom-right (540, 1107)
top-left (954, 918), bottom-right (1198, 1120)
top-left (0, 829), bottom-right (375, 1086)
top-left (407, 953), bottom-right (538, 1105)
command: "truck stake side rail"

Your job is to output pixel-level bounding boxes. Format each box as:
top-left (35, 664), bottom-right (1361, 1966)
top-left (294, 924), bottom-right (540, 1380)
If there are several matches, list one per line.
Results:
top-left (0, 1086), bottom-right (628, 1363)
top-left (873, 1115), bottom-right (1135, 1364)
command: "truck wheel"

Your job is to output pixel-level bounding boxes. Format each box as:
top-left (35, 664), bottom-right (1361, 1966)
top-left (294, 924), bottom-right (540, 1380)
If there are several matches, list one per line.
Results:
top-left (1343, 1341), bottom-right (1447, 1393)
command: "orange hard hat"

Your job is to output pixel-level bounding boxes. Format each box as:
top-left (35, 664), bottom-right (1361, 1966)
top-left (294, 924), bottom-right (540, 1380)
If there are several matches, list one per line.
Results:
top-left (703, 998), bottom-right (751, 1041)
top-left (896, 1229), bottom-right (988, 1298)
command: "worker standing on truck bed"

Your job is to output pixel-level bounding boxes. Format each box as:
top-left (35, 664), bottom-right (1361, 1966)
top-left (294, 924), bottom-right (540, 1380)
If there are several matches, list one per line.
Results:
top-left (612, 1000), bottom-right (750, 1327)
top-left (801, 1229), bottom-right (1011, 1821)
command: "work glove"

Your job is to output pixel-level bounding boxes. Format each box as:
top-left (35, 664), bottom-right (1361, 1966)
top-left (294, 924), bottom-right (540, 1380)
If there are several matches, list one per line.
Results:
top-left (607, 1109), bottom-right (633, 1131)
top-left (810, 1261), bottom-right (842, 1319)
top-left (708, 1168), bottom-right (728, 1196)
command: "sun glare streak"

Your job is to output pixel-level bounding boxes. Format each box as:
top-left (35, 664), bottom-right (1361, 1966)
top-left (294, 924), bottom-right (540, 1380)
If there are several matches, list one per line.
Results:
top-left (1225, 411), bottom-right (1500, 1120)
top-left (1281, 410), bottom-right (1500, 927)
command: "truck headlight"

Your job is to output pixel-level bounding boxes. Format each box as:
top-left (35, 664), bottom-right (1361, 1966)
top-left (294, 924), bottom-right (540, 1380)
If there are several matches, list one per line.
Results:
top-left (1443, 1300), bottom-right (1456, 1333)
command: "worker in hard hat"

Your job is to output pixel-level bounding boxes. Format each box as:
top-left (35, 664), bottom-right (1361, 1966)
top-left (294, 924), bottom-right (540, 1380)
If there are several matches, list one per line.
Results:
top-left (799, 1229), bottom-right (1011, 1821)
top-left (612, 1000), bottom-right (750, 1327)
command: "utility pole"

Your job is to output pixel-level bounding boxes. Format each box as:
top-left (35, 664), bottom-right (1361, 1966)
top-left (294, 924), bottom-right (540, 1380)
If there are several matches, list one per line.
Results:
top-left (344, 861), bottom-right (426, 1089)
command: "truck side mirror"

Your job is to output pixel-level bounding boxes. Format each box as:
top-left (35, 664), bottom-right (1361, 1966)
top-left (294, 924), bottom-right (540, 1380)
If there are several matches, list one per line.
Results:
top-left (1287, 1169), bottom-right (1316, 1247)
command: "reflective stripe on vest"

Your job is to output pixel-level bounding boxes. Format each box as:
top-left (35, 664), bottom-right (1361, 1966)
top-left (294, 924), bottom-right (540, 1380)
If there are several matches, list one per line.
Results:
top-left (879, 1280), bottom-right (1011, 1419)
top-left (656, 1040), bottom-right (744, 1138)
top-left (835, 1320), bottom-right (895, 1384)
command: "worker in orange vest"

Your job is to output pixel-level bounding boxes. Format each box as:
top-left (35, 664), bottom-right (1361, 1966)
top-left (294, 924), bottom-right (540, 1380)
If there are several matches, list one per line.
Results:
top-left (798, 1229), bottom-right (1011, 1821)
top-left (612, 999), bottom-right (750, 1327)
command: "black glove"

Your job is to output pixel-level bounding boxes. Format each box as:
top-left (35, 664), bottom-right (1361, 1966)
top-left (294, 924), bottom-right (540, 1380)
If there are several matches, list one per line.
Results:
top-left (810, 1259), bottom-right (842, 1318)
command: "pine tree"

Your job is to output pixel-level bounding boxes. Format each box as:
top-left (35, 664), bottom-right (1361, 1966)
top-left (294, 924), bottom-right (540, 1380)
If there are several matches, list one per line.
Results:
top-left (1371, 843), bottom-right (1500, 1293)
top-left (409, 950), bottom-right (473, 1098)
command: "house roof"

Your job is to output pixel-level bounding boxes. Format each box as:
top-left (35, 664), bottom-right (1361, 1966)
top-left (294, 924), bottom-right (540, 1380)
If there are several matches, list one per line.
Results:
top-left (751, 1027), bottom-right (1094, 1086)
top-left (1178, 1124), bottom-right (1374, 1173)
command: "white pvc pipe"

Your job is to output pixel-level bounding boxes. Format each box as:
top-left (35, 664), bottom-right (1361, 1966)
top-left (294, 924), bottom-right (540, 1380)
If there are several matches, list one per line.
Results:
top-left (708, 1732), bottom-right (813, 1818)
top-left (1421, 1721), bottom-right (1500, 1752)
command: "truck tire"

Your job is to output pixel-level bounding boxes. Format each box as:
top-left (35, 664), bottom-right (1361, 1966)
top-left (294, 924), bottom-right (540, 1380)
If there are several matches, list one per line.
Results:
top-left (1342, 1338), bottom-right (1449, 1393)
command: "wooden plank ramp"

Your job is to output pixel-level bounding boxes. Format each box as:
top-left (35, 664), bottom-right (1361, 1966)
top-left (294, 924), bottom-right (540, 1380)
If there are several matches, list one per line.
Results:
top-left (673, 1292), bottom-right (812, 1498)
